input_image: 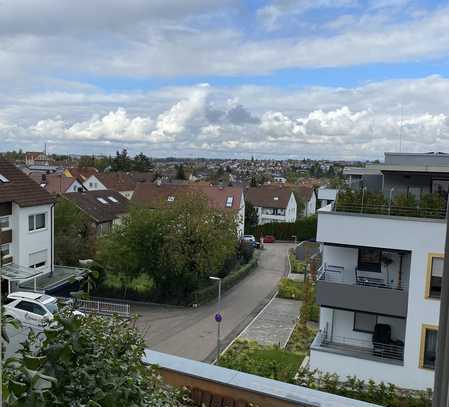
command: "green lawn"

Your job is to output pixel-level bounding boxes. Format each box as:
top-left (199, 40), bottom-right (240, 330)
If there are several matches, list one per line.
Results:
top-left (218, 340), bottom-right (304, 383)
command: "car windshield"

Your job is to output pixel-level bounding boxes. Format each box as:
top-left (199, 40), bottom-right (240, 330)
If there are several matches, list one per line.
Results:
top-left (45, 300), bottom-right (59, 314)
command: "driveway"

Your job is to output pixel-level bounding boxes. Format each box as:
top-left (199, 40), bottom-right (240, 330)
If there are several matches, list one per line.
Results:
top-left (134, 243), bottom-right (294, 362)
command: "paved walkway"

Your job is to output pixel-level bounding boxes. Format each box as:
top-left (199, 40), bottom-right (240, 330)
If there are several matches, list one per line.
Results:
top-left (239, 297), bottom-right (300, 348)
top-left (133, 243), bottom-right (294, 362)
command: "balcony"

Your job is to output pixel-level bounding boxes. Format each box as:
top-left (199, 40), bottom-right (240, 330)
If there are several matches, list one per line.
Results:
top-left (316, 265), bottom-right (408, 317)
top-left (312, 330), bottom-right (404, 365)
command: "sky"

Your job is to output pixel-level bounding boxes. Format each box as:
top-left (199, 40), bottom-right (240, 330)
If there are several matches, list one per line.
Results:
top-left (1, 0), bottom-right (449, 160)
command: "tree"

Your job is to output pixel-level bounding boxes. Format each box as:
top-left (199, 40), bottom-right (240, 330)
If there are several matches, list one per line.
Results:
top-left (250, 176), bottom-right (257, 187)
top-left (133, 152), bottom-right (152, 172)
top-left (111, 149), bottom-right (132, 172)
top-left (2, 310), bottom-right (192, 406)
top-left (96, 195), bottom-right (238, 303)
top-left (244, 200), bottom-right (258, 231)
top-left (175, 164), bottom-right (187, 180)
top-left (54, 198), bottom-right (91, 265)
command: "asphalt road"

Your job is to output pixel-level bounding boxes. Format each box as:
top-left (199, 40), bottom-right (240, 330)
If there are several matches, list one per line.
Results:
top-left (133, 242), bottom-right (294, 362)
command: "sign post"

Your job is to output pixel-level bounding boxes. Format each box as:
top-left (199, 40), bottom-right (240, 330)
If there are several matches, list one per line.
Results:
top-left (210, 276), bottom-right (222, 363)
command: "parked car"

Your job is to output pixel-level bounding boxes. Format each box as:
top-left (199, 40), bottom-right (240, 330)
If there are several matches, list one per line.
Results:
top-left (3, 292), bottom-right (80, 328)
top-left (242, 234), bottom-right (257, 247)
top-left (263, 235), bottom-right (275, 243)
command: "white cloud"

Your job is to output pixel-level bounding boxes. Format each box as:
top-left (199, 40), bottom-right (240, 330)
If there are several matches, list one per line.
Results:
top-left (2, 76), bottom-right (449, 159)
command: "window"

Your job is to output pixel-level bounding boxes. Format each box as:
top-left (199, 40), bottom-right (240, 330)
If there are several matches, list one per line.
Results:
top-left (16, 301), bottom-right (46, 316)
top-left (1, 243), bottom-right (10, 256)
top-left (167, 196), bottom-right (175, 202)
top-left (0, 174), bottom-right (9, 183)
top-left (97, 197), bottom-right (108, 204)
top-left (108, 196), bottom-right (118, 203)
top-left (0, 216), bottom-right (9, 229)
top-left (426, 253), bottom-right (444, 299)
top-left (353, 312), bottom-right (377, 333)
top-left (29, 249), bottom-right (47, 269)
top-left (358, 247), bottom-right (382, 273)
top-left (29, 213), bottom-right (46, 231)
top-left (226, 196), bottom-right (234, 208)
top-left (97, 222), bottom-right (112, 235)
top-left (420, 325), bottom-right (438, 370)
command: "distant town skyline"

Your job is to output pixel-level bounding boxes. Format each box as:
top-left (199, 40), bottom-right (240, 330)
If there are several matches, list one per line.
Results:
top-left (1, 0), bottom-right (449, 159)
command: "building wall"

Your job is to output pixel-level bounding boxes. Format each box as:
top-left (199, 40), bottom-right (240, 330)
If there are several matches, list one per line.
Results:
top-left (84, 175), bottom-right (106, 191)
top-left (315, 210), bottom-right (445, 389)
top-left (304, 193), bottom-right (316, 217)
top-left (237, 192), bottom-right (245, 237)
top-left (383, 173), bottom-right (432, 198)
top-left (11, 203), bottom-right (53, 273)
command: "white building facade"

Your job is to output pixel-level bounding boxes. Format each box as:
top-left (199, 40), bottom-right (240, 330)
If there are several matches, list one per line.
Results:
top-left (255, 192), bottom-right (297, 224)
top-left (310, 153), bottom-right (447, 390)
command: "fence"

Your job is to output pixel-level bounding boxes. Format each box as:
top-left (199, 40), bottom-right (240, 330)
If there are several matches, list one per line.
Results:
top-left (56, 297), bottom-right (131, 318)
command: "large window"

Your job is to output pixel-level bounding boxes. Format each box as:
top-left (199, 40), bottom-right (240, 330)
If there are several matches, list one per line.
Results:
top-left (29, 213), bottom-right (46, 231)
top-left (426, 253), bottom-right (444, 299)
top-left (353, 312), bottom-right (378, 333)
top-left (358, 247), bottom-right (382, 272)
top-left (420, 326), bottom-right (438, 370)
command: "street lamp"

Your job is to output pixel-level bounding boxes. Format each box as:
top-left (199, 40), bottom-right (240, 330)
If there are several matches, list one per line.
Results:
top-left (210, 276), bottom-right (222, 363)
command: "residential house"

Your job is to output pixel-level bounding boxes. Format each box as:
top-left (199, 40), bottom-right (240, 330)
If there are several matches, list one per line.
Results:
top-left (310, 152), bottom-right (448, 390)
top-left (64, 167), bottom-right (98, 183)
top-left (293, 185), bottom-right (317, 217)
top-left (62, 190), bottom-right (129, 237)
top-left (30, 173), bottom-right (85, 194)
top-left (25, 151), bottom-right (50, 167)
top-left (245, 186), bottom-right (297, 225)
top-left (132, 183), bottom-right (245, 237)
top-left (0, 157), bottom-right (55, 292)
top-left (84, 172), bottom-right (136, 200)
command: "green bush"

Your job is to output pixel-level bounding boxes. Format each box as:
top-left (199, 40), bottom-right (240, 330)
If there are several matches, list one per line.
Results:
top-left (278, 278), bottom-right (304, 300)
top-left (192, 257), bottom-right (258, 305)
top-left (247, 216), bottom-right (317, 241)
top-left (289, 253), bottom-right (306, 273)
top-left (219, 340), bottom-right (304, 383)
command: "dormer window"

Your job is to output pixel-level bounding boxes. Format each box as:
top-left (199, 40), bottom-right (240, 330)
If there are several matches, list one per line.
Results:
top-left (226, 196), bottom-right (234, 208)
top-left (0, 174), bottom-right (9, 183)
top-left (97, 198), bottom-right (108, 204)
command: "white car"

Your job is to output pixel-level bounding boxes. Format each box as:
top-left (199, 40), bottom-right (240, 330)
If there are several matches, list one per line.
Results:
top-left (4, 292), bottom-right (63, 328)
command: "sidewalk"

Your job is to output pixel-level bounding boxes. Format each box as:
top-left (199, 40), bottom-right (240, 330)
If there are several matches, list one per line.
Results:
top-left (239, 297), bottom-right (300, 348)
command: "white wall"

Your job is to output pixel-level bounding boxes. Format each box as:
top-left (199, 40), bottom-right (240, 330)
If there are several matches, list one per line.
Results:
top-left (84, 175), bottom-right (106, 191)
top-left (316, 210), bottom-right (445, 390)
top-left (12, 203), bottom-right (53, 273)
top-left (237, 192), bottom-right (245, 237)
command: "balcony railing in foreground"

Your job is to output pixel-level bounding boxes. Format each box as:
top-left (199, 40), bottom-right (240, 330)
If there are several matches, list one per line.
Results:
top-left (318, 265), bottom-right (409, 291)
top-left (334, 202), bottom-right (447, 220)
top-left (313, 331), bottom-right (404, 364)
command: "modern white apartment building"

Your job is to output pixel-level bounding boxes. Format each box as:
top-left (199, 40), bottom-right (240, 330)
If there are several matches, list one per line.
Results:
top-left (310, 152), bottom-right (447, 390)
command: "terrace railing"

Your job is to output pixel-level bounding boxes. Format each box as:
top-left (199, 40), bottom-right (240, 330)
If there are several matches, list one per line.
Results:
top-left (315, 331), bottom-right (405, 363)
top-left (334, 202), bottom-right (447, 220)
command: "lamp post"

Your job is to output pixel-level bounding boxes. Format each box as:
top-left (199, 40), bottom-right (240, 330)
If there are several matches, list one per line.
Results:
top-left (210, 276), bottom-right (222, 363)
top-left (388, 187), bottom-right (394, 215)
top-left (360, 187), bottom-right (367, 213)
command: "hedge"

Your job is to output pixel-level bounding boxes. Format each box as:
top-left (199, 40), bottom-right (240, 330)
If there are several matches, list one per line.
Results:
top-left (192, 257), bottom-right (258, 305)
top-left (247, 215), bottom-right (317, 241)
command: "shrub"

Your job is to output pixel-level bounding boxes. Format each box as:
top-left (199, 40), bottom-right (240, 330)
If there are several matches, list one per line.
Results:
top-left (240, 241), bottom-right (255, 264)
top-left (289, 253), bottom-right (306, 273)
top-left (192, 257), bottom-right (258, 305)
top-left (278, 278), bottom-right (304, 300)
top-left (247, 216), bottom-right (317, 241)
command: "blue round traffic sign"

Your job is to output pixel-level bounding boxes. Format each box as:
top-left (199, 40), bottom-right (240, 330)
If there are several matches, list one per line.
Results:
top-left (215, 313), bottom-right (222, 322)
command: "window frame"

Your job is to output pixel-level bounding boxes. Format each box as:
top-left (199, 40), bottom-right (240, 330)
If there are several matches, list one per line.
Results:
top-left (0, 215), bottom-right (10, 230)
top-left (353, 311), bottom-right (378, 334)
top-left (28, 213), bottom-right (47, 232)
top-left (419, 324), bottom-right (438, 370)
top-left (425, 253), bottom-right (444, 300)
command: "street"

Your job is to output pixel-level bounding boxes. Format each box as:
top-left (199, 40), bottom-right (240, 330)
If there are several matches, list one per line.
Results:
top-left (133, 242), bottom-right (294, 362)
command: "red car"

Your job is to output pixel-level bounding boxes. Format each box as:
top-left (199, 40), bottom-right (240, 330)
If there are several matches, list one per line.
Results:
top-left (263, 235), bottom-right (275, 243)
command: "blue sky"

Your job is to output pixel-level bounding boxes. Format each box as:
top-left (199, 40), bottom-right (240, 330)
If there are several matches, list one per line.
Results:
top-left (1, 0), bottom-right (449, 159)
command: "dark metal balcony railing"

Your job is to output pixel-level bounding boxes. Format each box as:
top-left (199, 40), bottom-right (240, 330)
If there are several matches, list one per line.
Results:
top-left (318, 265), bottom-right (409, 291)
top-left (334, 202), bottom-right (447, 220)
top-left (315, 331), bottom-right (405, 363)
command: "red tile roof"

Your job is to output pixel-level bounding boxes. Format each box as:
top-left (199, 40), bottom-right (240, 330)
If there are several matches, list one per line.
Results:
top-left (132, 183), bottom-right (243, 211)
top-left (94, 172), bottom-right (137, 192)
top-left (245, 186), bottom-right (293, 209)
top-left (0, 157), bottom-right (55, 207)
